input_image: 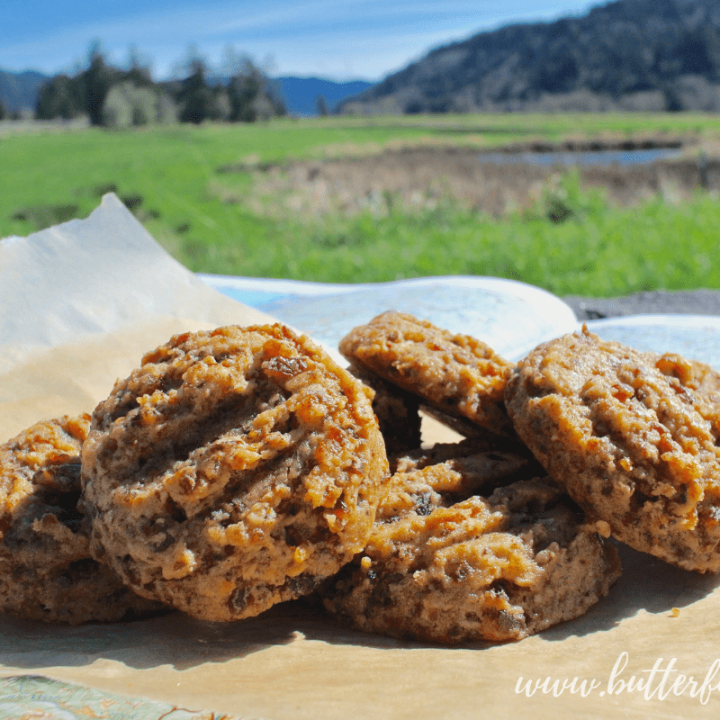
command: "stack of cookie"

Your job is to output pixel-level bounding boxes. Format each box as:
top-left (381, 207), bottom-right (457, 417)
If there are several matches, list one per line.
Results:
top-left (324, 312), bottom-right (720, 644)
top-left (323, 312), bottom-right (622, 643)
top-left (2, 314), bottom-right (717, 645)
top-left (0, 324), bottom-right (389, 624)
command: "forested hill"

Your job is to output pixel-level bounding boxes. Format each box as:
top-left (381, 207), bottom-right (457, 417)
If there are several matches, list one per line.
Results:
top-left (340, 0), bottom-right (720, 114)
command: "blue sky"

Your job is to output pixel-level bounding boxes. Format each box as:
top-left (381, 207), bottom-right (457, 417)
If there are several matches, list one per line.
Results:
top-left (1, 0), bottom-right (601, 81)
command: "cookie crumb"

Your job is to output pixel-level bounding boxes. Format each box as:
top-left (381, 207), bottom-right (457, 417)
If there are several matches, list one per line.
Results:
top-left (595, 520), bottom-right (612, 538)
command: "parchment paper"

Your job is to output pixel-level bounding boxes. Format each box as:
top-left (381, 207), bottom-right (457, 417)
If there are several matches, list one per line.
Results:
top-left (1, 197), bottom-right (720, 719)
top-left (0, 194), bottom-right (275, 440)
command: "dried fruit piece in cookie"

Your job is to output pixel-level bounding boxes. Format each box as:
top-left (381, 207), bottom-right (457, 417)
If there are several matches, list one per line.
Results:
top-left (323, 470), bottom-right (620, 644)
top-left (505, 327), bottom-right (720, 573)
top-left (0, 415), bottom-right (164, 624)
top-left (347, 361), bottom-right (422, 456)
top-left (339, 312), bottom-right (515, 436)
top-left (81, 324), bottom-right (389, 621)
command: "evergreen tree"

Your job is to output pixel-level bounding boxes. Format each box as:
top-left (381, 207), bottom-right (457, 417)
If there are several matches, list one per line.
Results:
top-left (177, 52), bottom-right (215, 124)
top-left (82, 43), bottom-right (116, 125)
top-left (35, 74), bottom-right (83, 119)
top-left (124, 45), bottom-right (154, 87)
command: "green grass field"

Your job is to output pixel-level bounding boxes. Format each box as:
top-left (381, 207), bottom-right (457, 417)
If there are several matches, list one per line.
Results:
top-left (2, 113), bottom-right (720, 297)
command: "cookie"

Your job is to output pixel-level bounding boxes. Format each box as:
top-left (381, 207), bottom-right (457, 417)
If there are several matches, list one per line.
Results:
top-left (347, 362), bottom-right (422, 456)
top-left (81, 324), bottom-right (389, 621)
top-left (390, 435), bottom-right (541, 491)
top-left (322, 444), bottom-right (620, 644)
top-left (339, 312), bottom-right (515, 436)
top-left (505, 327), bottom-right (720, 572)
top-left (0, 415), bottom-right (164, 624)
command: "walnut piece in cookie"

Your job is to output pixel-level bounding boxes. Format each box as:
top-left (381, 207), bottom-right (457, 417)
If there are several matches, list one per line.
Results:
top-left (505, 327), bottom-right (720, 573)
top-left (81, 324), bottom-right (389, 621)
top-left (322, 465), bottom-right (621, 644)
top-left (0, 415), bottom-right (164, 624)
top-left (339, 311), bottom-right (515, 437)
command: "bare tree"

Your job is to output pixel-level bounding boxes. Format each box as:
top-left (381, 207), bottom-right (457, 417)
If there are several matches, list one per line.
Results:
top-left (316, 95), bottom-right (329, 116)
top-left (223, 45), bottom-right (285, 122)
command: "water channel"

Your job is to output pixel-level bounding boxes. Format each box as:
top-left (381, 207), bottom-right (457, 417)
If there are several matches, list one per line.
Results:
top-left (476, 147), bottom-right (682, 167)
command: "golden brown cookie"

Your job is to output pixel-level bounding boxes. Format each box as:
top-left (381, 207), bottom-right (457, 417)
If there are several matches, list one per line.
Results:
top-left (505, 327), bottom-right (720, 573)
top-left (0, 415), bottom-right (164, 624)
top-left (81, 324), bottom-right (389, 621)
top-left (339, 312), bottom-right (515, 437)
top-left (390, 435), bottom-right (541, 492)
top-left (322, 442), bottom-right (620, 644)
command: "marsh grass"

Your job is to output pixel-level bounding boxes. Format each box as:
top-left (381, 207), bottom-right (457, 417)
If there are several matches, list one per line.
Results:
top-left (179, 175), bottom-right (720, 297)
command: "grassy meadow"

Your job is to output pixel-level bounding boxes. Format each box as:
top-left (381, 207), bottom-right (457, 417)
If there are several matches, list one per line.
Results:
top-left (2, 113), bottom-right (720, 297)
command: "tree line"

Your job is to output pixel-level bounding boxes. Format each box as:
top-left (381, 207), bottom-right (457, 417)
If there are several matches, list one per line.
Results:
top-left (34, 44), bottom-right (286, 128)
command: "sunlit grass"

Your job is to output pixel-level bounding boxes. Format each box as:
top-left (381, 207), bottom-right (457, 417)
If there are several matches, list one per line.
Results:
top-left (2, 113), bottom-right (720, 297)
top-left (166, 183), bottom-right (720, 297)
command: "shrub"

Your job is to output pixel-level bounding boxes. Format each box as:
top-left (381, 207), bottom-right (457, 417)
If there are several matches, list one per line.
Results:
top-left (102, 85), bottom-right (133, 128)
top-left (102, 81), bottom-right (163, 128)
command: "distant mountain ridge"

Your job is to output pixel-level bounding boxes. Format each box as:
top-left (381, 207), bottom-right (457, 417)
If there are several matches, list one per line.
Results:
top-left (340, 0), bottom-right (720, 113)
top-left (275, 77), bottom-right (374, 116)
top-left (0, 70), bottom-right (48, 112)
top-left (0, 69), bottom-right (373, 118)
